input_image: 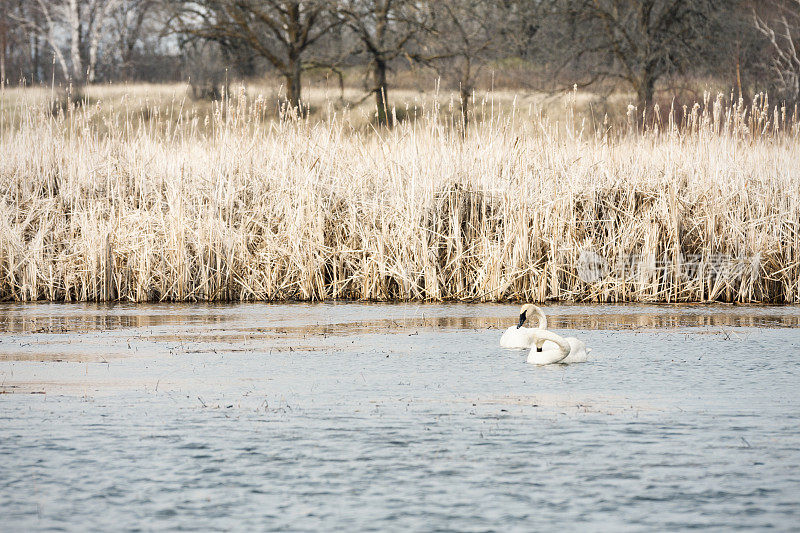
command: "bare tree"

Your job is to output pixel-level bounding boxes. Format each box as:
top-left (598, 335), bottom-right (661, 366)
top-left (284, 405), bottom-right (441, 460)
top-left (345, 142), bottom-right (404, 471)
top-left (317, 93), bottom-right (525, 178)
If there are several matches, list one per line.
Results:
top-left (13, 1), bottom-right (68, 82)
top-left (67, 0), bottom-right (122, 82)
top-left (553, 0), bottom-right (722, 110)
top-left (337, 0), bottom-right (421, 125)
top-left (13, 0), bottom-right (120, 84)
top-left (10, 0), bottom-right (47, 83)
top-left (754, 0), bottom-right (800, 104)
top-left (0, 0), bottom-right (30, 84)
top-left (0, 0), bottom-right (8, 83)
top-left (417, 0), bottom-right (515, 128)
top-left (109, 0), bottom-right (157, 80)
top-left (697, 1), bottom-right (765, 101)
top-left (174, 0), bottom-right (337, 108)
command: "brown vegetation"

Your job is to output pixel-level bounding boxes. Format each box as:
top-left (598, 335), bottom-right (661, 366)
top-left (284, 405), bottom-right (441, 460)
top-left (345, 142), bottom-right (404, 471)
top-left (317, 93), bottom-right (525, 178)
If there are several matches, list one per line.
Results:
top-left (0, 85), bottom-right (798, 303)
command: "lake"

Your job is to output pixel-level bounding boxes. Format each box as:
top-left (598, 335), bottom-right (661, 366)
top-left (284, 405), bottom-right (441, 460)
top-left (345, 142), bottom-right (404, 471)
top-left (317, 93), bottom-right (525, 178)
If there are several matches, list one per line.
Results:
top-left (1, 302), bottom-right (799, 531)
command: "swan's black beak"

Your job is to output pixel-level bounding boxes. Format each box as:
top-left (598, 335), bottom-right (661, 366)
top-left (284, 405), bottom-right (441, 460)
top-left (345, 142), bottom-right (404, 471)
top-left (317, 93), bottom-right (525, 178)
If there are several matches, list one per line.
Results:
top-left (517, 311), bottom-right (527, 329)
top-left (537, 347), bottom-right (543, 352)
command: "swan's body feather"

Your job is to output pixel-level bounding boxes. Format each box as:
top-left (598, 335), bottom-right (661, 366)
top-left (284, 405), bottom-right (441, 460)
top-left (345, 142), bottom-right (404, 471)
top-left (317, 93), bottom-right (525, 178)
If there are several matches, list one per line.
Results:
top-left (499, 303), bottom-right (590, 365)
top-left (527, 337), bottom-right (590, 365)
top-left (500, 326), bottom-right (542, 349)
top-left (500, 304), bottom-right (548, 349)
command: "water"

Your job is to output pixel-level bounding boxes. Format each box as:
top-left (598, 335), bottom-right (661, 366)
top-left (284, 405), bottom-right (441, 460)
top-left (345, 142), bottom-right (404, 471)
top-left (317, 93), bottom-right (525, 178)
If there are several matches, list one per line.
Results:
top-left (1, 302), bottom-right (799, 531)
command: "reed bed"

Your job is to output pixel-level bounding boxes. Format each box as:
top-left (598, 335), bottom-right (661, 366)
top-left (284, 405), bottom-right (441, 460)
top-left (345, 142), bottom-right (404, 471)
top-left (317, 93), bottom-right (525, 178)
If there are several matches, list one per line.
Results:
top-left (0, 86), bottom-right (798, 303)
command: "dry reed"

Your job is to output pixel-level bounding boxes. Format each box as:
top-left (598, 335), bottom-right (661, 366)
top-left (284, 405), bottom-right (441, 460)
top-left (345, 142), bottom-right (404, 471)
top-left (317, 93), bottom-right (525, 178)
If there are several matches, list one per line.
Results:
top-left (0, 85), bottom-right (798, 303)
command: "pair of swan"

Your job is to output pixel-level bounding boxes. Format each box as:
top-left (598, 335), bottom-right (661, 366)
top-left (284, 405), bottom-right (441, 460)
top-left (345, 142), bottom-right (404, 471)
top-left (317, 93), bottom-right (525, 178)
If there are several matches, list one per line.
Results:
top-left (500, 304), bottom-right (590, 365)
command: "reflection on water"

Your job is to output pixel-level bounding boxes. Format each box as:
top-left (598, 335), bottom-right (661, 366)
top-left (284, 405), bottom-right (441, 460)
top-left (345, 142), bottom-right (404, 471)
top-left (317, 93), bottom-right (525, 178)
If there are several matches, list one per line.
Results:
top-left (0, 305), bottom-right (234, 333)
top-left (2, 302), bottom-right (798, 363)
top-left (0, 302), bottom-right (799, 530)
top-left (1, 302), bottom-right (798, 335)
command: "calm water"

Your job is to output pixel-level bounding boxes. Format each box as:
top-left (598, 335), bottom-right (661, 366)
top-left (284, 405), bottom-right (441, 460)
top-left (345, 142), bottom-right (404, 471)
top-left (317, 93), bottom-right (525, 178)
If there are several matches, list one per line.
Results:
top-left (1, 303), bottom-right (799, 531)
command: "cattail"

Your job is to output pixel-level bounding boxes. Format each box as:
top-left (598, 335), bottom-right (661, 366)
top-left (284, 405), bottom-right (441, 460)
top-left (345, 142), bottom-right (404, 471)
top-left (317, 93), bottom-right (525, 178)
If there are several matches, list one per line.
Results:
top-left (0, 84), bottom-right (797, 303)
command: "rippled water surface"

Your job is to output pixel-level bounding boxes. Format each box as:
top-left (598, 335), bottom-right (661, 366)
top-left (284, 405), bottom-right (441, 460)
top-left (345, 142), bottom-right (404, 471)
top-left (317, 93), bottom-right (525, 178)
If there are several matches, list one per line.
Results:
top-left (1, 302), bottom-right (799, 531)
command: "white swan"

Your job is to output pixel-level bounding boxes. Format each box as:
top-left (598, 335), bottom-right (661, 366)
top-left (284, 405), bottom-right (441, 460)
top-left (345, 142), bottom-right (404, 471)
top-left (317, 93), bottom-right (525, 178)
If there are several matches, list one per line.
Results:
top-left (499, 304), bottom-right (548, 349)
top-left (527, 329), bottom-right (590, 365)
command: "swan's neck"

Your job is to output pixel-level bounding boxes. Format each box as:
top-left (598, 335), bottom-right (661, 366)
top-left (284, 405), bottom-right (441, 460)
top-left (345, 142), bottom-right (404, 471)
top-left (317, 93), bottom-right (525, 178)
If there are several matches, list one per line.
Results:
top-left (532, 307), bottom-right (547, 330)
top-left (519, 304), bottom-right (548, 330)
top-left (533, 330), bottom-right (570, 362)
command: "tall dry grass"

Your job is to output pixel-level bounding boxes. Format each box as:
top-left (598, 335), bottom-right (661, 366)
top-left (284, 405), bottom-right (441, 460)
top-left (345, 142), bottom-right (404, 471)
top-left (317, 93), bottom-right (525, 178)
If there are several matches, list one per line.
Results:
top-left (0, 85), bottom-right (798, 303)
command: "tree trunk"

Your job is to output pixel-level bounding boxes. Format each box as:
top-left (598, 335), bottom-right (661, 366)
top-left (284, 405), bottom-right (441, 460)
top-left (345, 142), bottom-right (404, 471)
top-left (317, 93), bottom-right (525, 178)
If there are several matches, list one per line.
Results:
top-left (67, 0), bottom-right (84, 84)
top-left (0, 1), bottom-right (7, 85)
top-left (33, 33), bottom-right (40, 83)
top-left (635, 72), bottom-right (655, 113)
top-left (123, 42), bottom-right (135, 80)
top-left (86, 0), bottom-right (120, 83)
top-left (87, 37), bottom-right (99, 82)
top-left (459, 84), bottom-right (471, 132)
top-left (1, 34), bottom-right (6, 86)
top-left (35, 1), bottom-right (70, 82)
top-left (374, 59), bottom-right (390, 126)
top-left (285, 56), bottom-right (302, 111)
top-left (459, 56), bottom-right (473, 132)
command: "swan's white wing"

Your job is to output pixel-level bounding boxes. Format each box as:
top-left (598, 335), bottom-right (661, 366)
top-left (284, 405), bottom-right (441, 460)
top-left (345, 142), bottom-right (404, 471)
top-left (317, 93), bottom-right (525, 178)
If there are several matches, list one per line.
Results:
top-left (527, 337), bottom-right (589, 365)
top-left (527, 344), bottom-right (569, 365)
top-left (500, 326), bottom-right (539, 349)
top-left (560, 337), bottom-right (589, 363)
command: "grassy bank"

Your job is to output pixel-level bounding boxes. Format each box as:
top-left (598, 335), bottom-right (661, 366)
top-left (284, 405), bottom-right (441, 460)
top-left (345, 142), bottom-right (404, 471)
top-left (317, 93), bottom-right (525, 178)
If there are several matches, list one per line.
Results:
top-left (0, 84), bottom-right (798, 303)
